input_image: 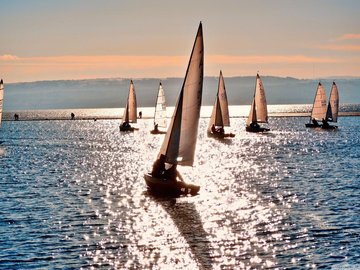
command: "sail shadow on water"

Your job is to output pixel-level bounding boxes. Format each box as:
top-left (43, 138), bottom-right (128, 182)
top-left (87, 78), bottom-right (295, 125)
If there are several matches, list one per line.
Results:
top-left (152, 196), bottom-right (214, 270)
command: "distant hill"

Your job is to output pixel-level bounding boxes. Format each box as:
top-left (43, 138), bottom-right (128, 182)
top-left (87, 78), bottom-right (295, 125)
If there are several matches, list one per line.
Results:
top-left (3, 76), bottom-right (360, 110)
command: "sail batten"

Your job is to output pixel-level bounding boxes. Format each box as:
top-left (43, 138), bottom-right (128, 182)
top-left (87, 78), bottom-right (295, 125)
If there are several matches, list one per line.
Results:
top-left (310, 82), bottom-right (327, 121)
top-left (159, 23), bottom-right (204, 166)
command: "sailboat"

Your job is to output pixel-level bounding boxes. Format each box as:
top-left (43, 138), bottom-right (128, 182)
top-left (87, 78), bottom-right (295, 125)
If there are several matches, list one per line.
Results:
top-left (0, 79), bottom-right (3, 127)
top-left (246, 73), bottom-right (270, 132)
top-left (150, 82), bottom-right (167, 134)
top-left (305, 82), bottom-right (327, 128)
top-left (144, 22), bottom-right (204, 196)
top-left (120, 80), bottom-right (138, 132)
top-left (207, 70), bottom-right (234, 138)
top-left (322, 81), bottom-right (339, 129)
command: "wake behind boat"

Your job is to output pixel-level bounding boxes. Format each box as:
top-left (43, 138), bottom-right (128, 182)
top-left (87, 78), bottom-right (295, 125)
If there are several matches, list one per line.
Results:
top-left (144, 22), bottom-right (204, 196)
top-left (120, 80), bottom-right (138, 132)
top-left (207, 70), bottom-right (235, 138)
top-left (246, 73), bottom-right (270, 132)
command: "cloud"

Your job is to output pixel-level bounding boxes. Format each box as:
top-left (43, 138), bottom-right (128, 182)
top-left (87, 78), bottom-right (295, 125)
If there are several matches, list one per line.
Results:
top-left (320, 45), bottom-right (360, 51)
top-left (0, 54), bottom-right (19, 60)
top-left (338, 34), bottom-right (360, 40)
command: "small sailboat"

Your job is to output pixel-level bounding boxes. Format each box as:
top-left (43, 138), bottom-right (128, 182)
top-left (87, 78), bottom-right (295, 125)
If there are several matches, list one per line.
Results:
top-left (144, 22), bottom-right (204, 196)
top-left (150, 82), bottom-right (167, 134)
top-left (0, 79), bottom-right (4, 127)
top-left (120, 80), bottom-right (138, 132)
top-left (246, 73), bottom-right (270, 132)
top-left (208, 70), bottom-right (234, 138)
top-left (305, 82), bottom-right (327, 128)
top-left (322, 81), bottom-right (339, 129)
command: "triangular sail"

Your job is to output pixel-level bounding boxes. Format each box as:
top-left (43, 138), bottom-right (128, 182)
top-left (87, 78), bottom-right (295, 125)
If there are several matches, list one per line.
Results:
top-left (158, 22), bottom-right (204, 166)
top-left (121, 80), bottom-right (137, 124)
top-left (310, 82), bottom-right (327, 121)
top-left (208, 70), bottom-right (230, 131)
top-left (154, 82), bottom-right (167, 128)
top-left (246, 74), bottom-right (267, 126)
top-left (0, 79), bottom-right (3, 126)
top-left (326, 82), bottom-right (339, 122)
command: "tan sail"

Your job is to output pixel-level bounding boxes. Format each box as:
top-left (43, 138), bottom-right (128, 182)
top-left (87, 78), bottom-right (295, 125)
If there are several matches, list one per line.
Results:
top-left (246, 74), bottom-right (268, 126)
top-left (154, 82), bottom-right (167, 128)
top-left (0, 79), bottom-right (3, 126)
top-left (158, 22), bottom-right (204, 166)
top-left (326, 82), bottom-right (339, 122)
top-left (121, 80), bottom-right (137, 124)
top-left (310, 82), bottom-right (327, 121)
top-left (208, 70), bottom-right (230, 131)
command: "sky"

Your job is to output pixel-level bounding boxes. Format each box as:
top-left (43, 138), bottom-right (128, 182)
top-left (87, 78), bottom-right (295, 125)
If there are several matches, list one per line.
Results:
top-left (1, 0), bottom-right (360, 83)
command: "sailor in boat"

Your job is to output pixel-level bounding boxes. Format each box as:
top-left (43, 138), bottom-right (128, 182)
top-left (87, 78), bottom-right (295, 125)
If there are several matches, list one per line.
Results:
top-left (322, 118), bottom-right (330, 128)
top-left (249, 121), bottom-right (260, 129)
top-left (312, 118), bottom-right (320, 127)
top-left (211, 124), bottom-right (224, 135)
top-left (151, 154), bottom-right (184, 182)
top-left (154, 123), bottom-right (159, 132)
top-left (121, 121), bottom-right (131, 129)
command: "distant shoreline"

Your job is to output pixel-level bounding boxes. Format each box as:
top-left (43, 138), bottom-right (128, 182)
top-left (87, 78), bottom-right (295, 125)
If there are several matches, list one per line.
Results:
top-left (3, 111), bottom-right (360, 122)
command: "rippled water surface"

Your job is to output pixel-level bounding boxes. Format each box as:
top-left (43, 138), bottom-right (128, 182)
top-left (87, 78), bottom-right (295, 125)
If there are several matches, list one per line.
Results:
top-left (1, 117), bottom-right (359, 269)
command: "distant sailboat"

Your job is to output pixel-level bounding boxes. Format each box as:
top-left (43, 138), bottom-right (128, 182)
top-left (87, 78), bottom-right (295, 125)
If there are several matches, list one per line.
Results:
top-left (305, 82), bottom-right (327, 128)
top-left (322, 82), bottom-right (339, 129)
top-left (150, 82), bottom-right (167, 134)
top-left (0, 79), bottom-right (3, 127)
top-left (246, 73), bottom-right (270, 132)
top-left (120, 80), bottom-right (138, 132)
top-left (144, 22), bottom-right (204, 196)
top-left (208, 70), bottom-right (234, 138)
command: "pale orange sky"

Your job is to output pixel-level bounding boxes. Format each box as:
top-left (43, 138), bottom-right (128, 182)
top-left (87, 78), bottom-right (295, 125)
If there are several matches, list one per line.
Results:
top-left (1, 0), bottom-right (360, 83)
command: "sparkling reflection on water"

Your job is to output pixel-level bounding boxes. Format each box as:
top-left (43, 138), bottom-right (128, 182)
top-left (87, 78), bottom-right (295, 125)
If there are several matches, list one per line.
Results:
top-left (0, 117), bottom-right (360, 269)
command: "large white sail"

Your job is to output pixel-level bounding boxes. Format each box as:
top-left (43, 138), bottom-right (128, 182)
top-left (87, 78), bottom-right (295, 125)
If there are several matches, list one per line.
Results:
top-left (326, 82), bottom-right (339, 122)
top-left (310, 82), bottom-right (327, 121)
top-left (159, 22), bottom-right (204, 166)
top-left (121, 80), bottom-right (137, 124)
top-left (208, 71), bottom-right (230, 131)
top-left (246, 74), bottom-right (268, 126)
top-left (0, 79), bottom-right (3, 126)
top-left (154, 82), bottom-right (167, 128)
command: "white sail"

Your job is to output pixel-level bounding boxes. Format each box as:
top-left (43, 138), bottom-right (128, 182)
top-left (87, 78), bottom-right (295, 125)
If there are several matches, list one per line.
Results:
top-left (158, 22), bottom-right (204, 166)
top-left (0, 79), bottom-right (3, 126)
top-left (310, 82), bottom-right (327, 121)
top-left (246, 74), bottom-right (268, 126)
top-left (121, 80), bottom-right (137, 124)
top-left (326, 82), bottom-right (339, 122)
top-left (208, 70), bottom-right (230, 131)
top-left (154, 82), bottom-right (167, 128)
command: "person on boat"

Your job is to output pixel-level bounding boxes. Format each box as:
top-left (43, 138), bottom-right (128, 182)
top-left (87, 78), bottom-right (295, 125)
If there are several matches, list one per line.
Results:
top-left (139, 111), bottom-right (142, 119)
top-left (151, 154), bottom-right (166, 178)
top-left (312, 118), bottom-right (320, 127)
top-left (14, 113), bottom-right (19, 121)
top-left (154, 123), bottom-right (159, 132)
top-left (164, 164), bottom-right (184, 182)
top-left (322, 118), bottom-right (330, 128)
top-left (249, 121), bottom-right (260, 129)
top-left (216, 126), bottom-right (224, 134)
top-left (211, 124), bottom-right (216, 134)
top-left (122, 121), bottom-right (131, 128)
top-left (71, 113), bottom-right (75, 120)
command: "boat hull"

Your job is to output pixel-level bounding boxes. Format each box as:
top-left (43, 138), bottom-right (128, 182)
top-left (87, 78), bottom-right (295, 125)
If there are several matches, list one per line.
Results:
top-left (322, 125), bottom-right (338, 130)
top-left (246, 126), bottom-right (270, 133)
top-left (150, 129), bottom-right (167, 135)
top-left (144, 173), bottom-right (200, 196)
top-left (305, 123), bottom-right (322, 128)
top-left (207, 131), bottom-right (235, 138)
top-left (119, 126), bottom-right (137, 132)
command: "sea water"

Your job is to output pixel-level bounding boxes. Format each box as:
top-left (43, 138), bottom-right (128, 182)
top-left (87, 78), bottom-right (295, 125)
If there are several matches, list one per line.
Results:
top-left (0, 113), bottom-right (359, 269)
